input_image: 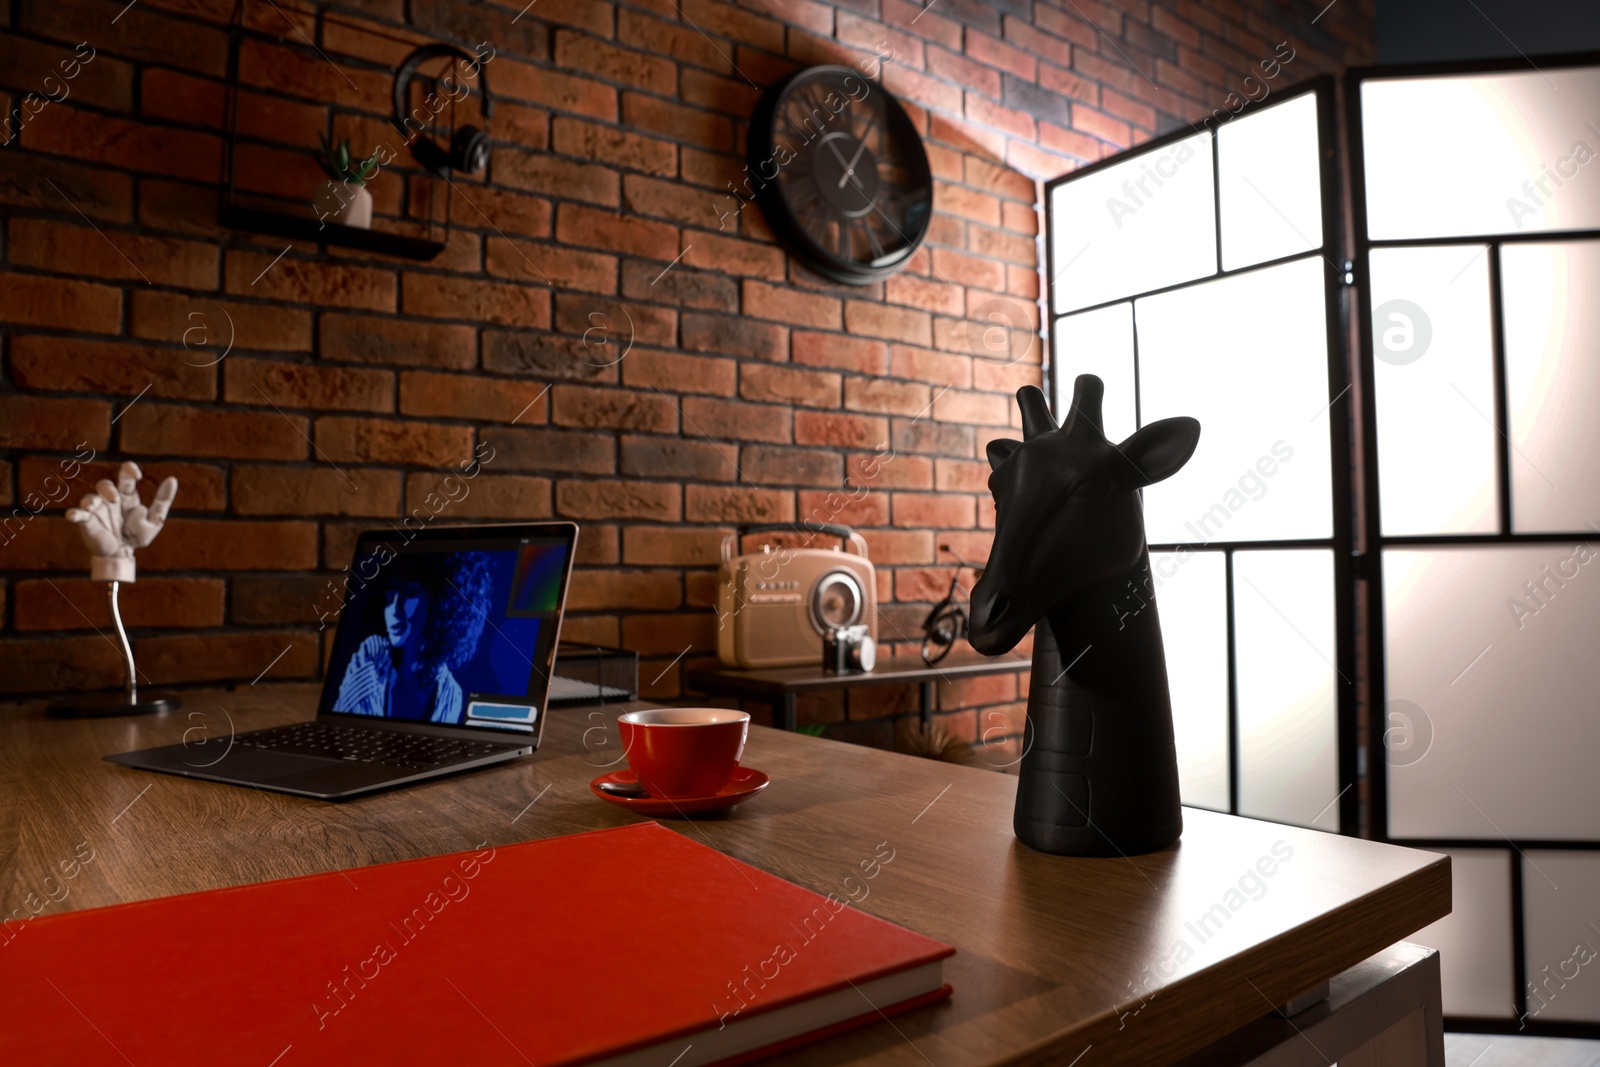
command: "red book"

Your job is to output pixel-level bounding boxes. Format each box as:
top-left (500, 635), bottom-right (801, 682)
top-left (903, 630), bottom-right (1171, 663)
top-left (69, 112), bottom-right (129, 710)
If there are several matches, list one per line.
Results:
top-left (0, 822), bottom-right (952, 1066)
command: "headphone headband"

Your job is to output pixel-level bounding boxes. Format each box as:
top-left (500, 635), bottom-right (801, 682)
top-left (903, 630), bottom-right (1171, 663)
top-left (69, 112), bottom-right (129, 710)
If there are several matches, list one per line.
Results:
top-left (391, 43), bottom-right (493, 143)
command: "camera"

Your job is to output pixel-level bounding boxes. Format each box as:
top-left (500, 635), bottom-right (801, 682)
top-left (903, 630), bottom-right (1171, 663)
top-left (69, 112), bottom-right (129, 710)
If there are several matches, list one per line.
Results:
top-left (822, 624), bottom-right (876, 673)
top-left (716, 522), bottom-right (877, 669)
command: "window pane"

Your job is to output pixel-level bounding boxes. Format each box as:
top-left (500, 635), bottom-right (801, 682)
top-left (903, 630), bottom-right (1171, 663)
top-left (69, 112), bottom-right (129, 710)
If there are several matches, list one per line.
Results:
top-left (1370, 245), bottom-right (1499, 535)
top-left (1233, 549), bottom-right (1338, 831)
top-left (1361, 67), bottom-right (1600, 240)
top-left (1048, 131), bottom-right (1216, 315)
top-left (1502, 240), bottom-right (1600, 532)
top-left (1135, 256), bottom-right (1333, 544)
top-left (1218, 91), bottom-right (1322, 271)
top-left (1408, 849), bottom-right (1514, 1018)
top-left (1521, 851), bottom-right (1600, 1023)
top-left (1384, 547), bottom-right (1600, 840)
top-left (1151, 550), bottom-right (1229, 812)
top-left (1050, 303), bottom-right (1137, 444)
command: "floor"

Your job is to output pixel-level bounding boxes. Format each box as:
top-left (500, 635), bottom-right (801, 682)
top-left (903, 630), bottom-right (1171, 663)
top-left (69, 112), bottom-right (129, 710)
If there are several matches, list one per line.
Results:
top-left (1446, 1033), bottom-right (1600, 1066)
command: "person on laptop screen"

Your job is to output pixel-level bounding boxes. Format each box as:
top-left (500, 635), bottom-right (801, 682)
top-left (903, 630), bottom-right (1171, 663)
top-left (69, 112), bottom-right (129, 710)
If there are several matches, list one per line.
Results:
top-left (333, 552), bottom-right (493, 723)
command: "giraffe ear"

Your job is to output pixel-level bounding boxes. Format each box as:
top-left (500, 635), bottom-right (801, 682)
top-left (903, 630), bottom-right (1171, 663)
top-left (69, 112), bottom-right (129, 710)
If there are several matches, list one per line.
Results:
top-left (1114, 417), bottom-right (1200, 488)
top-left (986, 437), bottom-right (1021, 471)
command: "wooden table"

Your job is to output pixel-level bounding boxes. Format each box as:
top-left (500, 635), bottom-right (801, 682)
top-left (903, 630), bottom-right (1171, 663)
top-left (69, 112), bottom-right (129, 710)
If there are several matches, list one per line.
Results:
top-left (0, 685), bottom-right (1450, 1066)
top-left (686, 650), bottom-right (1031, 730)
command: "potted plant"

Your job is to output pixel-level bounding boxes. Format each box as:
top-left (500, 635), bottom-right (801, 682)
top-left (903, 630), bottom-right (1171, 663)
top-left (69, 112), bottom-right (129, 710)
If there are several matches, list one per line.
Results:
top-left (313, 135), bottom-right (382, 229)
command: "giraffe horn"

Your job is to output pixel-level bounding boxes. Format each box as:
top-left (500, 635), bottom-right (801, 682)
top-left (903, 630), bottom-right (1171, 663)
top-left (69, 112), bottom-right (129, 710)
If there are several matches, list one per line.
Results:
top-left (1061, 374), bottom-right (1105, 440)
top-left (1016, 386), bottom-right (1057, 439)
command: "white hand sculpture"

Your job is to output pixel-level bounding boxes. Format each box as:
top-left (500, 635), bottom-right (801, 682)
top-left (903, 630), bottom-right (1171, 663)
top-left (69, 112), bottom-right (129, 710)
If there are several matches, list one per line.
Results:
top-left (66, 462), bottom-right (178, 582)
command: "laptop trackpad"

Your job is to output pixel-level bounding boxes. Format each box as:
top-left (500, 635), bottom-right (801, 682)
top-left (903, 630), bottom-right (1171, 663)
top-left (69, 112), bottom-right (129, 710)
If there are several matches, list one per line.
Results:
top-left (134, 745), bottom-right (343, 780)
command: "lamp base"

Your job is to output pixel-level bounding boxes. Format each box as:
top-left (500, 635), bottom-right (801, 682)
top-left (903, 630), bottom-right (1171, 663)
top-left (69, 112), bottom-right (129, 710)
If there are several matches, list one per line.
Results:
top-left (46, 691), bottom-right (182, 718)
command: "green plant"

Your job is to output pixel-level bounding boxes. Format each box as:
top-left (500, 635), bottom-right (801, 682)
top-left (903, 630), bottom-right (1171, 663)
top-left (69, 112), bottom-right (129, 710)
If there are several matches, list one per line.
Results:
top-left (797, 723), bottom-right (827, 737)
top-left (317, 134), bottom-right (382, 187)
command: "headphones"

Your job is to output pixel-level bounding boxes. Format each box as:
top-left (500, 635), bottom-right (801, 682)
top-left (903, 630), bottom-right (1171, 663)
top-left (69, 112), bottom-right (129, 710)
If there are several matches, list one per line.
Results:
top-left (391, 44), bottom-right (493, 177)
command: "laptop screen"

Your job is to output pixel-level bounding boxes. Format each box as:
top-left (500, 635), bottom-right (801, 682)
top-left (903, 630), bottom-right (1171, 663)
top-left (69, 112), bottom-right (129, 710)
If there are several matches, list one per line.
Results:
top-left (319, 526), bottom-right (575, 734)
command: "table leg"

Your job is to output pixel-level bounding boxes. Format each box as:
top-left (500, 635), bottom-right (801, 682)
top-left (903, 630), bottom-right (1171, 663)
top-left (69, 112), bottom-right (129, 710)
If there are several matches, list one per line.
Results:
top-left (776, 694), bottom-right (797, 732)
top-left (920, 681), bottom-right (934, 729)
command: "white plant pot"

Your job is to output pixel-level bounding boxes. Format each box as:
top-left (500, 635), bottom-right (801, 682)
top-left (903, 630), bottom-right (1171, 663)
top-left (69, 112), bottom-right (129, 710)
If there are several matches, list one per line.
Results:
top-left (313, 181), bottom-right (373, 229)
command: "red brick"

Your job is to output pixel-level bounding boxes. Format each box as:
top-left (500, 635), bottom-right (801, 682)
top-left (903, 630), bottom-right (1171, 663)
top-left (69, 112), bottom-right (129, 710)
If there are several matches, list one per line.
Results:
top-left (554, 30), bottom-right (675, 95)
top-left (882, 0), bottom-right (960, 49)
top-left (0, 36), bottom-right (132, 111)
top-left (1003, 13), bottom-right (1079, 64)
top-left (621, 261), bottom-right (737, 312)
top-left (882, 63), bottom-right (963, 116)
top-left (135, 630), bottom-right (320, 686)
top-left (743, 280), bottom-right (841, 329)
top-left (1039, 60), bottom-right (1099, 105)
top-left (843, 300), bottom-right (933, 346)
top-left (556, 202), bottom-right (679, 261)
top-left (9, 338), bottom-right (214, 400)
top-left (448, 185), bottom-right (553, 239)
top-left (496, 147), bottom-right (619, 206)
top-left (0, 397), bottom-right (109, 456)
top-left (965, 93), bottom-right (1035, 140)
top-left (680, 68), bottom-right (762, 118)
top-left (138, 519), bottom-right (318, 571)
top-left (685, 485), bottom-right (794, 524)
top-left (623, 612), bottom-right (718, 656)
top-left (860, 529), bottom-right (936, 565)
top-left (1102, 87), bottom-right (1158, 131)
top-left (893, 492), bottom-right (976, 528)
top-left (1033, 4), bottom-right (1098, 49)
top-left (739, 445), bottom-right (843, 487)
top-left (492, 59), bottom-right (618, 121)
top-left (885, 274), bottom-right (966, 317)
top-left (618, 9), bottom-right (731, 73)
top-left (936, 457), bottom-right (993, 493)
top-left (619, 436), bottom-right (736, 482)
top-left (554, 294), bottom-right (678, 346)
top-left (794, 410), bottom-right (888, 449)
top-left (12, 577), bottom-right (222, 632)
top-left (400, 372), bottom-right (551, 423)
top-left (566, 569), bottom-right (682, 612)
top-left (17, 457), bottom-right (223, 514)
top-left (223, 251), bottom-right (395, 312)
top-left (926, 44), bottom-right (1001, 98)
top-left (933, 388), bottom-right (1011, 425)
top-left (0, 153), bottom-right (131, 226)
top-left (965, 31), bottom-right (1036, 81)
top-left (621, 526), bottom-right (727, 566)
top-left (797, 487), bottom-right (888, 529)
top-left (487, 237), bottom-right (617, 294)
top-left (223, 359), bottom-right (391, 412)
top-left (844, 378), bottom-right (932, 417)
top-left (131, 292), bottom-right (311, 352)
top-left (680, 0), bottom-right (784, 52)
top-left (0, 272), bottom-right (121, 333)
top-left (792, 331), bottom-right (888, 375)
top-left (621, 351), bottom-right (737, 397)
top-left (680, 396), bottom-right (790, 444)
top-left (552, 385), bottom-right (678, 433)
top-left (119, 403), bottom-right (305, 460)
top-left (623, 174), bottom-right (724, 230)
top-left (320, 315), bottom-right (475, 369)
top-left (847, 450), bottom-right (933, 490)
top-left (23, 106), bottom-right (222, 182)
top-left (312, 417), bottom-right (472, 466)
top-left (404, 472), bottom-right (551, 519)
top-left (933, 181), bottom-right (1003, 228)
top-left (7, 219), bottom-right (217, 289)
top-left (969, 224), bottom-right (1035, 265)
top-left (401, 274), bottom-right (550, 328)
top-left (233, 465), bottom-right (400, 517)
top-left (551, 116), bottom-right (675, 177)
top-left (739, 364), bottom-right (840, 408)
top-left (931, 247), bottom-right (1008, 291)
top-left (557, 480), bottom-right (681, 521)
top-left (480, 333), bottom-right (619, 384)
top-left (0, 636), bottom-right (124, 694)
top-left (479, 427), bottom-right (614, 475)
top-left (681, 232), bottom-right (785, 280)
top-left (890, 344), bottom-right (973, 389)
top-left (682, 312), bottom-right (787, 360)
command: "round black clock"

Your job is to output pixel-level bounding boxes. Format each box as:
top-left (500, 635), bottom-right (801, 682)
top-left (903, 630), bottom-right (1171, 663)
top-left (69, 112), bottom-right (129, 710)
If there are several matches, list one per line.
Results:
top-left (747, 65), bottom-right (933, 285)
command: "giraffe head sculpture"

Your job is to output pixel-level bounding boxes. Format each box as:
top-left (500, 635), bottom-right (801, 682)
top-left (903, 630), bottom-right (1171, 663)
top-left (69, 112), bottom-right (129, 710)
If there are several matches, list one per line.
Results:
top-left (968, 375), bottom-right (1201, 655)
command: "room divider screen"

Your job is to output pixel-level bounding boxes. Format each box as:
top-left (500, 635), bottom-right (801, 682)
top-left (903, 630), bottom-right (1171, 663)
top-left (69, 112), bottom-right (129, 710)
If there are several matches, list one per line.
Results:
top-left (1046, 56), bottom-right (1600, 1037)
top-left (1044, 77), bottom-right (1357, 836)
top-left (1351, 55), bottom-right (1600, 1036)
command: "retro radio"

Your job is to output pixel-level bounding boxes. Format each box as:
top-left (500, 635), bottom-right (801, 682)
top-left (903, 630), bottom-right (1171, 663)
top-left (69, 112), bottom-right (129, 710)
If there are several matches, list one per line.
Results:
top-left (716, 522), bottom-right (878, 669)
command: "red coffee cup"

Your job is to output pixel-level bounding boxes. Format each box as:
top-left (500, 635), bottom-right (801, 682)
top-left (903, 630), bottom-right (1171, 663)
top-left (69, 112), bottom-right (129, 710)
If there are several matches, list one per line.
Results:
top-left (617, 708), bottom-right (750, 799)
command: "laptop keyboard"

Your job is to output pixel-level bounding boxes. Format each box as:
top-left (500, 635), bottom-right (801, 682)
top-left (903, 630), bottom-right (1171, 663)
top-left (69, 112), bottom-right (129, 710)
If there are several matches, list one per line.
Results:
top-left (232, 721), bottom-right (524, 771)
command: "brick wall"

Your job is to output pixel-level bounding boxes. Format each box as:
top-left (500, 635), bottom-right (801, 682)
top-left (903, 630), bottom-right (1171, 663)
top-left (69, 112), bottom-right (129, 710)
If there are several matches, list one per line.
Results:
top-left (0, 0), bottom-right (1373, 749)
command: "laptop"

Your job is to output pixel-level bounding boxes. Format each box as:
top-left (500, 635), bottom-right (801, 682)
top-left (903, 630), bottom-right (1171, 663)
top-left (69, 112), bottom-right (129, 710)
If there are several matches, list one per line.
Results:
top-left (106, 522), bottom-right (578, 799)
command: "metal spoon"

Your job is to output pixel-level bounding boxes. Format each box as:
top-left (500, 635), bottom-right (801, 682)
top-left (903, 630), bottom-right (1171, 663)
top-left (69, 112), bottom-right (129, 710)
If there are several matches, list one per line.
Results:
top-left (598, 779), bottom-right (649, 797)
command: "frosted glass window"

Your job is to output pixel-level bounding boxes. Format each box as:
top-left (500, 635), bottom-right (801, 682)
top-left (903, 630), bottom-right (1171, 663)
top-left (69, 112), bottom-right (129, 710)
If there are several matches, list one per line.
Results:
top-left (1135, 256), bottom-right (1333, 544)
top-left (1362, 67), bottom-right (1600, 240)
top-left (1050, 303), bottom-right (1136, 443)
top-left (1369, 245), bottom-right (1499, 536)
top-left (1409, 849), bottom-right (1514, 1018)
top-left (1384, 548), bottom-right (1600, 840)
top-left (1217, 92), bottom-right (1322, 271)
top-left (1502, 241), bottom-right (1600, 533)
top-left (1151, 550), bottom-right (1229, 812)
top-left (1233, 549), bottom-right (1338, 831)
top-left (1049, 132), bottom-right (1215, 314)
top-left (1521, 852), bottom-right (1600, 1023)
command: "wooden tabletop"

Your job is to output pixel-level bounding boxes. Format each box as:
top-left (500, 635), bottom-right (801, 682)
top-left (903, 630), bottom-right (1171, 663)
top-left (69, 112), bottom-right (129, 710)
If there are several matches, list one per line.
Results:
top-left (686, 649), bottom-right (1031, 695)
top-left (0, 685), bottom-right (1450, 1067)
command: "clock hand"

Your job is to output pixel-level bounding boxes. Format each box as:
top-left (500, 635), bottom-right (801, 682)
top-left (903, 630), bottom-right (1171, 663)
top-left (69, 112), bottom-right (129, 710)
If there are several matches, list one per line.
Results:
top-left (824, 136), bottom-right (854, 172)
top-left (837, 115), bottom-right (879, 189)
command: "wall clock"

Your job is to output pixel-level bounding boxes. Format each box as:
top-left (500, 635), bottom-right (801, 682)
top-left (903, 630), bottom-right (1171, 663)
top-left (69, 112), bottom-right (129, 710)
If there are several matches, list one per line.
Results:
top-left (747, 65), bottom-right (933, 285)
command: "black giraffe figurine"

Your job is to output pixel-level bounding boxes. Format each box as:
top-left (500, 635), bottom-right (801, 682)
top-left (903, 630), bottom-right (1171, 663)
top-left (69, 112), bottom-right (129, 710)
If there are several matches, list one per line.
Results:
top-left (968, 375), bottom-right (1201, 856)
